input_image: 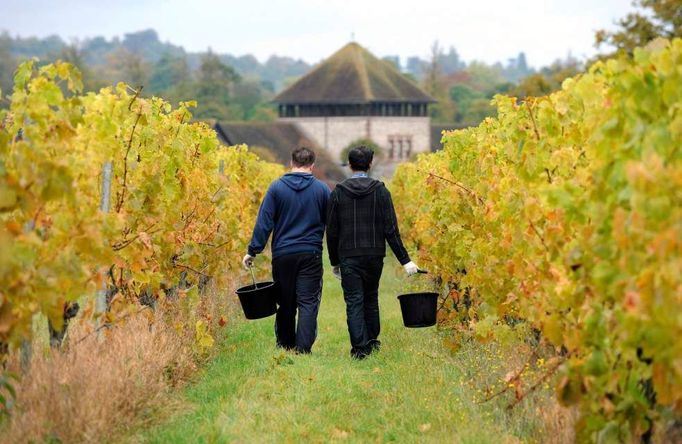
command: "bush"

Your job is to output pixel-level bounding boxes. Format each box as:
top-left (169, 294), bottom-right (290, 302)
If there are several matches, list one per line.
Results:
top-left (339, 138), bottom-right (383, 164)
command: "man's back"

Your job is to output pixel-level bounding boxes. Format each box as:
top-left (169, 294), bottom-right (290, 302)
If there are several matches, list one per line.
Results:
top-left (327, 176), bottom-right (409, 266)
top-left (325, 144), bottom-right (420, 360)
top-left (242, 146), bottom-right (330, 355)
top-left (248, 172), bottom-right (330, 259)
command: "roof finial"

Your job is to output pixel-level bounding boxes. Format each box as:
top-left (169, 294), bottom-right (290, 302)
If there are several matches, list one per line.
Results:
top-left (351, 32), bottom-right (355, 42)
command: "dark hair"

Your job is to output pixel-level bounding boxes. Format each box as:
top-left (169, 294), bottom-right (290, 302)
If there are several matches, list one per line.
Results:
top-left (348, 145), bottom-right (374, 171)
top-left (291, 147), bottom-right (316, 167)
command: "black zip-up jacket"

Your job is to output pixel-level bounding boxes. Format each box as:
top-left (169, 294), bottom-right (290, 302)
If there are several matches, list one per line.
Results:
top-left (326, 176), bottom-right (410, 266)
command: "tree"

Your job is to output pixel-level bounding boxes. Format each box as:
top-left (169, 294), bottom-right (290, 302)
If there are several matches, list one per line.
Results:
top-left (233, 78), bottom-right (266, 119)
top-left (121, 29), bottom-right (183, 63)
top-left (149, 53), bottom-right (190, 93)
top-left (81, 36), bottom-right (115, 65)
top-left (382, 55), bottom-right (401, 70)
top-left (191, 51), bottom-right (241, 120)
top-left (595, 0), bottom-right (682, 56)
top-left (58, 44), bottom-right (105, 91)
top-left (0, 33), bottom-right (15, 98)
top-left (104, 47), bottom-right (151, 88)
top-left (508, 73), bottom-right (552, 98)
top-left (340, 138), bottom-right (383, 164)
top-left (423, 41), bottom-right (456, 123)
top-left (502, 52), bottom-right (534, 83)
top-left (405, 46), bottom-right (465, 79)
top-left (516, 52), bottom-right (529, 73)
top-left (249, 105), bottom-right (278, 122)
top-left (465, 61), bottom-right (506, 93)
top-left (439, 46), bottom-right (465, 73)
top-left (197, 51), bottom-right (240, 88)
top-left (450, 84), bottom-right (485, 124)
top-left (406, 56), bottom-right (426, 79)
top-left (509, 56), bottom-right (582, 99)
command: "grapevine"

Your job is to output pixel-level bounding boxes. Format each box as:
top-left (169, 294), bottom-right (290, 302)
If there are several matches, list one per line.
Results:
top-left (392, 38), bottom-right (682, 439)
top-left (0, 60), bottom-right (282, 351)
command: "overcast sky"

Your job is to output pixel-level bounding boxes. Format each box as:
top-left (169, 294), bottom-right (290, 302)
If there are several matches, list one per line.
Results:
top-left (1, 0), bottom-right (635, 68)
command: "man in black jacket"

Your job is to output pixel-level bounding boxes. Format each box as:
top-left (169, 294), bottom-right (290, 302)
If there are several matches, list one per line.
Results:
top-left (326, 146), bottom-right (420, 359)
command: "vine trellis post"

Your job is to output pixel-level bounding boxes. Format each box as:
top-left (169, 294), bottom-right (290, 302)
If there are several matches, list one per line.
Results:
top-left (96, 161), bottom-right (113, 333)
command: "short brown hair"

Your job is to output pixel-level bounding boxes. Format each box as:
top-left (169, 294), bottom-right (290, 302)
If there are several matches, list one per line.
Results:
top-left (291, 147), bottom-right (316, 167)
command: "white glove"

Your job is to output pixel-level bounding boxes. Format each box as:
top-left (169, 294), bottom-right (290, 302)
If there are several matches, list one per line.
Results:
top-left (332, 265), bottom-right (342, 280)
top-left (403, 261), bottom-right (419, 276)
top-left (242, 254), bottom-right (255, 270)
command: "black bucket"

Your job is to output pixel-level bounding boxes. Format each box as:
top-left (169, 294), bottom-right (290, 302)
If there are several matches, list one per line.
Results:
top-left (235, 281), bottom-right (277, 320)
top-left (397, 292), bottom-right (438, 328)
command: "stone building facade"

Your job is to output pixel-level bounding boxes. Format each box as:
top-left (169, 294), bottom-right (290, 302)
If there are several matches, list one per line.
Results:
top-left (278, 115), bottom-right (431, 164)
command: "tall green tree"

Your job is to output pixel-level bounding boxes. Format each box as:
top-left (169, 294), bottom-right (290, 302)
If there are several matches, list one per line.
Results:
top-left (104, 47), bottom-right (151, 88)
top-left (423, 41), bottom-right (456, 123)
top-left (595, 0), bottom-right (682, 56)
top-left (449, 84), bottom-right (485, 124)
top-left (233, 78), bottom-right (272, 120)
top-left (0, 33), bottom-right (15, 98)
top-left (149, 53), bottom-right (190, 93)
top-left (191, 51), bottom-right (241, 120)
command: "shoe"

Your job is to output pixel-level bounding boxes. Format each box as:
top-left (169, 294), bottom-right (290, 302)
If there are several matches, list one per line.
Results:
top-left (276, 342), bottom-right (295, 351)
top-left (351, 351), bottom-right (369, 360)
top-left (294, 346), bottom-right (311, 355)
top-left (368, 339), bottom-right (381, 353)
top-left (350, 347), bottom-right (370, 360)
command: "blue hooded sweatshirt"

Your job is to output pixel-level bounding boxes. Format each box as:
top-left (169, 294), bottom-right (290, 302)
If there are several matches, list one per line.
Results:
top-left (248, 173), bottom-right (331, 259)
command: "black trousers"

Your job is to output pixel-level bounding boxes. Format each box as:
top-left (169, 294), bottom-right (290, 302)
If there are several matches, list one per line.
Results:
top-left (340, 256), bottom-right (384, 355)
top-left (272, 252), bottom-right (323, 353)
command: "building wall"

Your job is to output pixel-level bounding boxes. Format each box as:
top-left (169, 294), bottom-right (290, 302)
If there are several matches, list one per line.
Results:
top-left (280, 116), bottom-right (431, 163)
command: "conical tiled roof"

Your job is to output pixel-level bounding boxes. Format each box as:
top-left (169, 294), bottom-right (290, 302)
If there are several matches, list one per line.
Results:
top-left (273, 43), bottom-right (435, 104)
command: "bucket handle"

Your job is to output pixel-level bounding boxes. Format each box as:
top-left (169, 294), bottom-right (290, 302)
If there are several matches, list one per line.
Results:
top-left (405, 269), bottom-right (428, 279)
top-left (248, 264), bottom-right (258, 289)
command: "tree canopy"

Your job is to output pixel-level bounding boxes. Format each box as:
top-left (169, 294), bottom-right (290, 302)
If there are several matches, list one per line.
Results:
top-left (595, 0), bottom-right (682, 56)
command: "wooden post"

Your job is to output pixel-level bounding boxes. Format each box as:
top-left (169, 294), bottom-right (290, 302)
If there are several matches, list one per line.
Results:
top-left (96, 162), bottom-right (113, 322)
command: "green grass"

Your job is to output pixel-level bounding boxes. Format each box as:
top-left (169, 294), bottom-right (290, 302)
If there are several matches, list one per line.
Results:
top-left (134, 262), bottom-right (556, 443)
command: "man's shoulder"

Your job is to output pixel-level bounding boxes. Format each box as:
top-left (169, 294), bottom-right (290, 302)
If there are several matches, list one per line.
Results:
top-left (333, 177), bottom-right (385, 187)
top-left (311, 177), bottom-right (331, 193)
top-left (369, 179), bottom-right (388, 193)
top-left (268, 177), bottom-right (284, 192)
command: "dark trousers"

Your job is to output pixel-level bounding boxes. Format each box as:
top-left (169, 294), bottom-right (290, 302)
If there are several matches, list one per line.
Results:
top-left (340, 256), bottom-right (384, 355)
top-left (272, 252), bottom-right (323, 353)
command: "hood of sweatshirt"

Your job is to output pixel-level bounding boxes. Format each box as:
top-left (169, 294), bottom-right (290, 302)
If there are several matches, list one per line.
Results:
top-left (280, 172), bottom-right (315, 191)
top-left (336, 177), bottom-right (383, 198)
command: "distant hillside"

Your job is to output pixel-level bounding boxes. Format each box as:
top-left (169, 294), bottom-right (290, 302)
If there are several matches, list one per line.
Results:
top-left (1, 29), bottom-right (312, 92)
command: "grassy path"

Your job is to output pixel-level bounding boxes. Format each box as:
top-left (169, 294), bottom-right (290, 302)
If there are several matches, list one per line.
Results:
top-left (136, 263), bottom-right (545, 443)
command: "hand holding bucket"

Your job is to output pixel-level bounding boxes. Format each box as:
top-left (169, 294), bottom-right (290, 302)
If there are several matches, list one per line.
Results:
top-left (235, 263), bottom-right (277, 320)
top-left (397, 269), bottom-right (438, 328)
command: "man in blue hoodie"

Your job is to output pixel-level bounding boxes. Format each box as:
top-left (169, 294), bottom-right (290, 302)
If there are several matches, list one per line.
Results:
top-left (242, 147), bottom-right (331, 354)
